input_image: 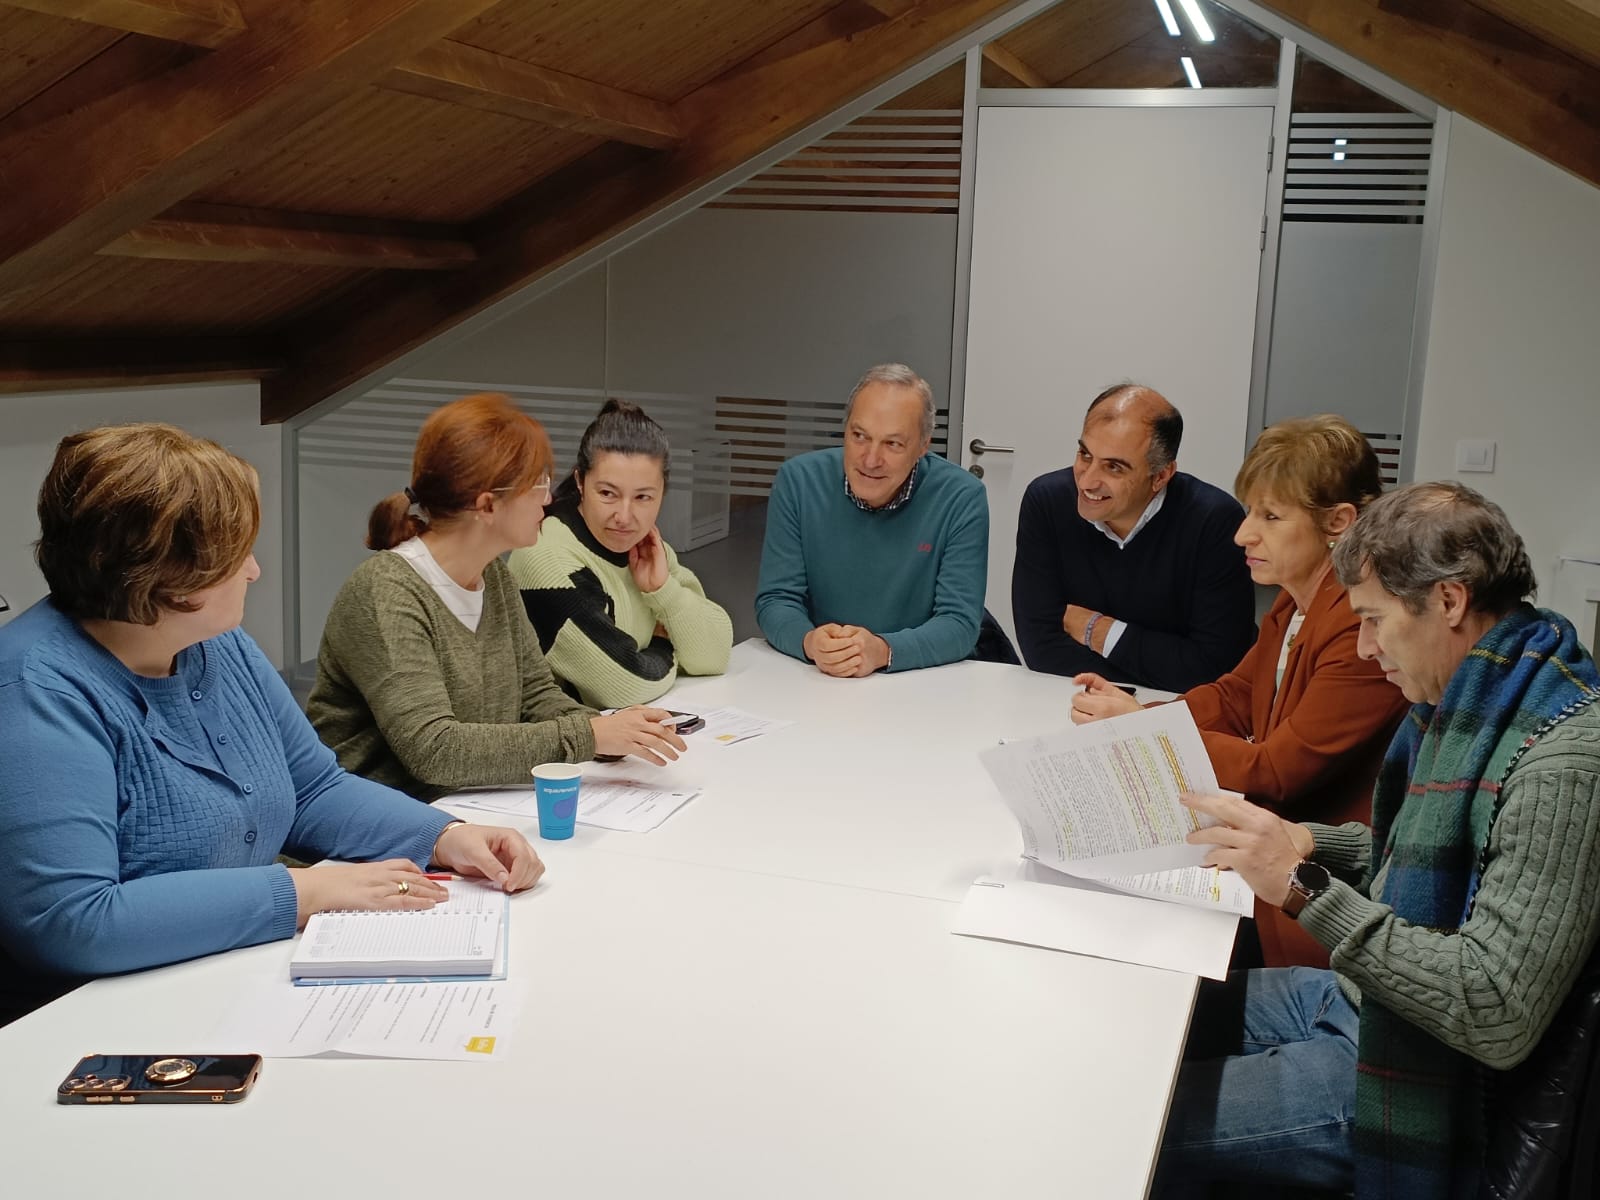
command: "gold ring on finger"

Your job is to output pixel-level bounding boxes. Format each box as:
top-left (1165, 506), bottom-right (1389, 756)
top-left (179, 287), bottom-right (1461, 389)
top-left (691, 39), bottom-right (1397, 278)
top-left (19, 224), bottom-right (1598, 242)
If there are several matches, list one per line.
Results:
top-left (396, 879), bottom-right (410, 896)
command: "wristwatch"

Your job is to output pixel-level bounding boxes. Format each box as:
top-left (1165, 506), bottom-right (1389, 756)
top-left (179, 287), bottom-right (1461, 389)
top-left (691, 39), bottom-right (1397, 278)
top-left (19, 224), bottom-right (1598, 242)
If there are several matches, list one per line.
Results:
top-left (1280, 860), bottom-right (1331, 918)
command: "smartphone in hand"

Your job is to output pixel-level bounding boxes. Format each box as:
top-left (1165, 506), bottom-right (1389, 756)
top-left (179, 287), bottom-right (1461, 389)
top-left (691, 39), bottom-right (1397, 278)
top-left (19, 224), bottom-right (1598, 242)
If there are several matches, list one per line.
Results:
top-left (664, 711), bottom-right (705, 735)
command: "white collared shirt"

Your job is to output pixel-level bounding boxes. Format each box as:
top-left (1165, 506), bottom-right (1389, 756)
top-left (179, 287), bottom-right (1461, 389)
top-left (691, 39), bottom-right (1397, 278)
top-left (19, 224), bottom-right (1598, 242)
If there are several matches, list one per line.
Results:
top-left (1085, 488), bottom-right (1168, 656)
top-left (1089, 486), bottom-right (1167, 550)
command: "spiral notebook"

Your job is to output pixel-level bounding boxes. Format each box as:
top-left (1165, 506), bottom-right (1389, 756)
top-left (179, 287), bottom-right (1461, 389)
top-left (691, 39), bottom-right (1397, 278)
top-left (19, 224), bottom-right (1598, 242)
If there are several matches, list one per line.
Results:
top-left (289, 881), bottom-right (510, 985)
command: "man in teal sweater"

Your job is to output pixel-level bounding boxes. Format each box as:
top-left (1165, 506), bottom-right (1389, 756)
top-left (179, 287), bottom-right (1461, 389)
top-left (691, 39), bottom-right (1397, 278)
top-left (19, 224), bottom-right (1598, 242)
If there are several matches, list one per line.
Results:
top-left (756, 364), bottom-right (988, 675)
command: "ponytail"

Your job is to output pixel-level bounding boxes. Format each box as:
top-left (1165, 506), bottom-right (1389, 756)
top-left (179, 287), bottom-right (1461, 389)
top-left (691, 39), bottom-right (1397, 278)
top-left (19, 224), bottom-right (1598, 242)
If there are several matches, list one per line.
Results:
top-left (366, 492), bottom-right (425, 551)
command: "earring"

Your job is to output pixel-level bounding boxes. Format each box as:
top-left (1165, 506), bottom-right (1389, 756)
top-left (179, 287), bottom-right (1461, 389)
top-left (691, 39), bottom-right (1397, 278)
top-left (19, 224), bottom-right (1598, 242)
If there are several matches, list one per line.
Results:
top-left (1327, 540), bottom-right (1337, 550)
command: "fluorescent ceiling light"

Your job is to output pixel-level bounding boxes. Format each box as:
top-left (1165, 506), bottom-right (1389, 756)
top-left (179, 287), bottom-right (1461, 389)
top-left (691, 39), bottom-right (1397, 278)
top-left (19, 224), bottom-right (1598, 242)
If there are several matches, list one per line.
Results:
top-left (1153, 0), bottom-right (1181, 37)
top-left (1181, 56), bottom-right (1202, 89)
top-left (1175, 0), bottom-right (1216, 43)
top-left (1333, 137), bottom-right (1347, 162)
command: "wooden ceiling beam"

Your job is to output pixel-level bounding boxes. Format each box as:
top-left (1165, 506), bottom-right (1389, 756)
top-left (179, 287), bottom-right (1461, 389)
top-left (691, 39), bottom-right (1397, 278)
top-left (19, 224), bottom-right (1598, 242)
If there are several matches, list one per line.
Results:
top-left (982, 42), bottom-right (1050, 87)
top-left (99, 203), bottom-right (476, 269)
top-left (1469, 0), bottom-right (1600, 69)
top-left (261, 0), bottom-right (1034, 423)
top-left (0, 335), bottom-right (277, 393)
top-left (3, 0), bottom-right (246, 49)
top-left (0, 0), bottom-right (503, 301)
top-left (385, 40), bottom-right (683, 151)
top-left (1253, 1), bottom-right (1600, 188)
top-left (0, 32), bottom-right (199, 141)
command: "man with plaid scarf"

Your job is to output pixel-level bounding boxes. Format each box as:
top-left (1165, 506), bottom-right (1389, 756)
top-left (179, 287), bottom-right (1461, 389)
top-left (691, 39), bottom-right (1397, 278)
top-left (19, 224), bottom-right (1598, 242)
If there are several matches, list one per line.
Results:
top-left (1154, 481), bottom-right (1600, 1200)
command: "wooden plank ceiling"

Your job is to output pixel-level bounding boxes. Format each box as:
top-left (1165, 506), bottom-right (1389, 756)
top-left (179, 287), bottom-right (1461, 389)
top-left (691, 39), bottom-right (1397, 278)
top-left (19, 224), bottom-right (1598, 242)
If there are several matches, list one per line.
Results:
top-left (0, 0), bottom-right (1596, 419)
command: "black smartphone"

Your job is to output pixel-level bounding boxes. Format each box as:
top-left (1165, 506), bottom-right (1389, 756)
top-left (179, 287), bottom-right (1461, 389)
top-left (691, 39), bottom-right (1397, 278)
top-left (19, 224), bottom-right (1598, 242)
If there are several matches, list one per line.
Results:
top-left (57, 1054), bottom-right (262, 1105)
top-left (666, 711), bottom-right (705, 735)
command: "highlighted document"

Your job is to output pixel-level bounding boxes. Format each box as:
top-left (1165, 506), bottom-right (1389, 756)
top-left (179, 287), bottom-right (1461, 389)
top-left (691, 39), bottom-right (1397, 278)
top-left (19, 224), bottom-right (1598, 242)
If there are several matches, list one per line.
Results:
top-left (976, 703), bottom-right (1254, 917)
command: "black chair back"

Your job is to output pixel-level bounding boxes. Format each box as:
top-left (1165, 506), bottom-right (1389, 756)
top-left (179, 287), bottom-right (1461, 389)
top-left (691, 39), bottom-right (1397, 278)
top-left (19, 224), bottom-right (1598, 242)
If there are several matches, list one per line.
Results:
top-left (1481, 943), bottom-right (1600, 1199)
top-left (972, 608), bottom-right (1021, 666)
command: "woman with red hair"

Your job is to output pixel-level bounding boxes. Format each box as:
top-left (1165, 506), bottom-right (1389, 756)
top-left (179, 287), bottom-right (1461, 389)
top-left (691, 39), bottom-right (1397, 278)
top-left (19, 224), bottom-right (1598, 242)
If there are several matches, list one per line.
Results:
top-left (309, 393), bottom-right (686, 800)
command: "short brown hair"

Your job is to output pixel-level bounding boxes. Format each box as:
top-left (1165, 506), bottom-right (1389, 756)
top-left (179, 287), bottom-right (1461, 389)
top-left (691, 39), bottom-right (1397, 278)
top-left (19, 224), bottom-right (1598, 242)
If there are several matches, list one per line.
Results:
top-left (1234, 414), bottom-right (1382, 531)
top-left (36, 423), bottom-right (261, 624)
top-left (368, 393), bottom-right (554, 550)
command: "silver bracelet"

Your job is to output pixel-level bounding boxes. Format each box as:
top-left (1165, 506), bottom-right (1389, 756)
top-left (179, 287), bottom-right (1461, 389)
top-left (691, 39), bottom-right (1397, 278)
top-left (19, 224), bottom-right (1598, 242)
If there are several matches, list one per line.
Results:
top-left (1083, 612), bottom-right (1103, 649)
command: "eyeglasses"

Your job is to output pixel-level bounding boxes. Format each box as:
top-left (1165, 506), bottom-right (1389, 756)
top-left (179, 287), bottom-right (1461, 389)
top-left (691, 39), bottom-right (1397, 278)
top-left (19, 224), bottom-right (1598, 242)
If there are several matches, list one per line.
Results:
top-left (492, 477), bottom-right (552, 503)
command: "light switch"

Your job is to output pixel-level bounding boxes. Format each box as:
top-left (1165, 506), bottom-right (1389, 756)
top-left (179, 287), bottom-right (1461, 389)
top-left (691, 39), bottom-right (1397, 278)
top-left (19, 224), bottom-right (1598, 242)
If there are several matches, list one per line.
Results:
top-left (1456, 439), bottom-right (1496, 473)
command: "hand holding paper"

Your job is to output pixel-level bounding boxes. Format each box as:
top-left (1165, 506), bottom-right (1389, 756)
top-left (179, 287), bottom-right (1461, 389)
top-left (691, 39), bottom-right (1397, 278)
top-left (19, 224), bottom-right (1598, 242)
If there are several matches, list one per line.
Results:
top-left (1182, 790), bottom-right (1310, 908)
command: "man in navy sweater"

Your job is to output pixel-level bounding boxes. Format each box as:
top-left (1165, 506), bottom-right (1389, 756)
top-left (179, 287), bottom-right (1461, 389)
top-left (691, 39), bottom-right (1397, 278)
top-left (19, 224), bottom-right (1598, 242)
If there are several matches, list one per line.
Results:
top-left (1011, 384), bottom-right (1255, 692)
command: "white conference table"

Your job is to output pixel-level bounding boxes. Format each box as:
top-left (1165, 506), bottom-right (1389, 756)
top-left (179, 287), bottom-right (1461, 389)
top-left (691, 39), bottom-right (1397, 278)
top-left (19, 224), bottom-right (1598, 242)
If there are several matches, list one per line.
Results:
top-left (2, 641), bottom-right (1200, 1199)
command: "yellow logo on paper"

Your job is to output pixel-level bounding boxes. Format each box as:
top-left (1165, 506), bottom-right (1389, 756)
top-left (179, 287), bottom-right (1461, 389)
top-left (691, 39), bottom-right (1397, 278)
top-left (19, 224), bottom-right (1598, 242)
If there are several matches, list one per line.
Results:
top-left (465, 1036), bottom-right (497, 1055)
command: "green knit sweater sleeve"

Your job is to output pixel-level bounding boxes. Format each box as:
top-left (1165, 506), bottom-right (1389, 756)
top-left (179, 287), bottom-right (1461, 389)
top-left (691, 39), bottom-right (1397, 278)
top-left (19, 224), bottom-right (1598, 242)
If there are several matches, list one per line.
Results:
top-left (1296, 711), bottom-right (1600, 1069)
top-left (510, 522), bottom-right (731, 710)
top-left (313, 555), bottom-right (595, 796)
top-left (642, 544), bottom-right (733, 678)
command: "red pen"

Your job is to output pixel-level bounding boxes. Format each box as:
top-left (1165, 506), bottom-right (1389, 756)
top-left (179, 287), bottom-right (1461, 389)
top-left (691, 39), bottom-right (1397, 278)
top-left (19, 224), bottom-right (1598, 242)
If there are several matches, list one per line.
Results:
top-left (423, 873), bottom-right (454, 880)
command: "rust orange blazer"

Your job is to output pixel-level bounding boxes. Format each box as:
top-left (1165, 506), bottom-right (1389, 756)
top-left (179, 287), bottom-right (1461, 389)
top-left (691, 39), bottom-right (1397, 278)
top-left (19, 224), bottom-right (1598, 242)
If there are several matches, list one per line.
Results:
top-left (1181, 571), bottom-right (1410, 968)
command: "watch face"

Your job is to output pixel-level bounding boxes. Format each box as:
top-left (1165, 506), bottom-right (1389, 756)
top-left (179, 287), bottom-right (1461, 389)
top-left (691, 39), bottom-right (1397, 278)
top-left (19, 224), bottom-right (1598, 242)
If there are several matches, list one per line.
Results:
top-left (1294, 861), bottom-right (1332, 894)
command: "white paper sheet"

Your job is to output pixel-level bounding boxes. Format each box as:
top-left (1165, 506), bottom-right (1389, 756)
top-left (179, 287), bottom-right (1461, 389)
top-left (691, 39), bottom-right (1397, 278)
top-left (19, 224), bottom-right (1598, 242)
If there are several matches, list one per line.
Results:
top-left (443, 778), bottom-right (700, 833)
top-left (979, 702), bottom-right (1224, 879)
top-left (1095, 864), bottom-right (1256, 917)
top-left (693, 706), bottom-right (793, 746)
top-left (215, 978), bottom-right (520, 1059)
top-left (952, 872), bottom-right (1240, 980)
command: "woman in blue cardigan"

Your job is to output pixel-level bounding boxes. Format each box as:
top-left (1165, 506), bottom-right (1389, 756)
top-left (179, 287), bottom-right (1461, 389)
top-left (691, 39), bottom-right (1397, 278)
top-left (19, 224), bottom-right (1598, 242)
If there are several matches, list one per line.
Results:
top-left (0, 423), bottom-right (544, 1026)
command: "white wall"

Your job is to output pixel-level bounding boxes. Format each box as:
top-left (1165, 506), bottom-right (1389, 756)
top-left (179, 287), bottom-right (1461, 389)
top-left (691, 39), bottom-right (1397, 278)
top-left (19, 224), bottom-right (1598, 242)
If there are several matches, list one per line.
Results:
top-left (1413, 118), bottom-right (1600, 634)
top-left (608, 209), bottom-right (957, 403)
top-left (409, 266), bottom-right (606, 389)
top-left (0, 383), bottom-right (284, 666)
top-left (298, 461), bottom-right (408, 662)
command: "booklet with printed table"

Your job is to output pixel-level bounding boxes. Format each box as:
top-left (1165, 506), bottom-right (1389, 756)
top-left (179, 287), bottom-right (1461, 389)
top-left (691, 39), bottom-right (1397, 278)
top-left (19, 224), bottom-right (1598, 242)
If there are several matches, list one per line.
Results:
top-left (289, 879), bottom-right (509, 984)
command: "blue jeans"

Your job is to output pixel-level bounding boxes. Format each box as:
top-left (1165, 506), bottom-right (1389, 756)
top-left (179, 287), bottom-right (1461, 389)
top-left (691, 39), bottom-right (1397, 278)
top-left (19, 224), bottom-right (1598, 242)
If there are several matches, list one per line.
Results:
top-left (1152, 967), bottom-right (1359, 1198)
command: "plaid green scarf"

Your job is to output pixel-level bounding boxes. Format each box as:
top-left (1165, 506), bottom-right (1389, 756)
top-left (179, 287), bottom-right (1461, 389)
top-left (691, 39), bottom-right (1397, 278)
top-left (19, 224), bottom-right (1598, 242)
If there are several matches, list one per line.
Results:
top-left (1356, 605), bottom-right (1600, 1200)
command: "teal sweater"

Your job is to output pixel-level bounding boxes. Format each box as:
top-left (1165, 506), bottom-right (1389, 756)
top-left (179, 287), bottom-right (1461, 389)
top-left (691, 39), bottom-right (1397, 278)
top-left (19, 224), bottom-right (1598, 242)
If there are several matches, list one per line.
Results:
top-left (755, 448), bottom-right (988, 672)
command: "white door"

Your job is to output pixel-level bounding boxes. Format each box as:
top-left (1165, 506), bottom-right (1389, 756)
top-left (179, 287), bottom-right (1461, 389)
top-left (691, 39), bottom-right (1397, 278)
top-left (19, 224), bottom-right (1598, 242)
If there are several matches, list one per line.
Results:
top-left (961, 102), bottom-right (1274, 641)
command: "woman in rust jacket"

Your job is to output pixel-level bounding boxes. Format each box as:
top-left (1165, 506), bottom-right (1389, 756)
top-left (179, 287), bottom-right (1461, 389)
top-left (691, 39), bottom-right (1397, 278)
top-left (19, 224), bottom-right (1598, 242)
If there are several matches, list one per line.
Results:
top-left (1071, 415), bottom-right (1409, 968)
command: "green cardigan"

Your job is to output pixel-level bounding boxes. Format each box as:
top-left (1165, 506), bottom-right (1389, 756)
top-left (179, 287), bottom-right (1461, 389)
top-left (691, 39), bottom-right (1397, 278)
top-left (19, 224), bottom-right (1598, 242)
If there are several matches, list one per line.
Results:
top-left (307, 552), bottom-right (597, 801)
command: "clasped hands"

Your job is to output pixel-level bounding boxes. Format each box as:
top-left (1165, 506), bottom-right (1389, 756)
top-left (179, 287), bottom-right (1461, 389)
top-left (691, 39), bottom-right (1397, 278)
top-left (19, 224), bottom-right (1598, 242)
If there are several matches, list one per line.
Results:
top-left (802, 623), bottom-right (890, 678)
top-left (1182, 790), bottom-right (1317, 909)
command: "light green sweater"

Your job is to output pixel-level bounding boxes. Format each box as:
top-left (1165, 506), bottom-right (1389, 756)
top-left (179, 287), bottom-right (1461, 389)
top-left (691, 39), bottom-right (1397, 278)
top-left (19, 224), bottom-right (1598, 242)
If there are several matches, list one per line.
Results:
top-left (307, 553), bottom-right (596, 801)
top-left (1298, 702), bottom-right (1600, 1070)
top-left (508, 505), bottom-right (732, 710)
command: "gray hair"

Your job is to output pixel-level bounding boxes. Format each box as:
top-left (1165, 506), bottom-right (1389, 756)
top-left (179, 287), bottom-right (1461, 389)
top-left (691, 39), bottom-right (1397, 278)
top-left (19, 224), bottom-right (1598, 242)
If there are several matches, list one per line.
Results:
top-left (1332, 481), bottom-right (1537, 616)
top-left (844, 363), bottom-right (935, 442)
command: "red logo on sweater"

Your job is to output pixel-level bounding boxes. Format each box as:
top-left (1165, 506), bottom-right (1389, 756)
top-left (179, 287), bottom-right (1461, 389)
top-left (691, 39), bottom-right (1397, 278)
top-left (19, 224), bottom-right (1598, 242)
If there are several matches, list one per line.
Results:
top-left (918, 542), bottom-right (933, 553)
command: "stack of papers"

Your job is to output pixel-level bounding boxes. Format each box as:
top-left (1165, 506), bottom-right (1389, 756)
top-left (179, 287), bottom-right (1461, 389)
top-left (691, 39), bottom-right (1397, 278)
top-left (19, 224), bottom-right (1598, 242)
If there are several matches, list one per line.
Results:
top-left (956, 704), bottom-right (1251, 978)
top-left (290, 880), bottom-right (509, 984)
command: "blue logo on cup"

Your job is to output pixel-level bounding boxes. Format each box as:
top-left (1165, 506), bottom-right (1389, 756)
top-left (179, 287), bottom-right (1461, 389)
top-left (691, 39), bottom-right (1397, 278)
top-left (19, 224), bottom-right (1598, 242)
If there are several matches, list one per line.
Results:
top-left (553, 797), bottom-right (577, 820)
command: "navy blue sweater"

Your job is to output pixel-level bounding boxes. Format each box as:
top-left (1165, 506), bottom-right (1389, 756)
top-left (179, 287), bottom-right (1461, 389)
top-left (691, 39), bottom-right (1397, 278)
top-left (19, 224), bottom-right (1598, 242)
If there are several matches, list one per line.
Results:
top-left (1011, 469), bottom-right (1256, 691)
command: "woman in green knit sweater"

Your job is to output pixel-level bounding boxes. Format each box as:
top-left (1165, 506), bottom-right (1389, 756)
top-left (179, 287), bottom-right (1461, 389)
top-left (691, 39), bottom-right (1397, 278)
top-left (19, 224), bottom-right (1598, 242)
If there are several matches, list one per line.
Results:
top-left (509, 399), bottom-right (733, 709)
top-left (308, 393), bottom-right (688, 801)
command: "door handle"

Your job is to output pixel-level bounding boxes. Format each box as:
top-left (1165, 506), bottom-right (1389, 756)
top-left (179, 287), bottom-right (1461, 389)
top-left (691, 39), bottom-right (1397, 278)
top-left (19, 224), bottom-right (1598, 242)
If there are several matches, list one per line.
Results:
top-left (968, 438), bottom-right (1015, 456)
